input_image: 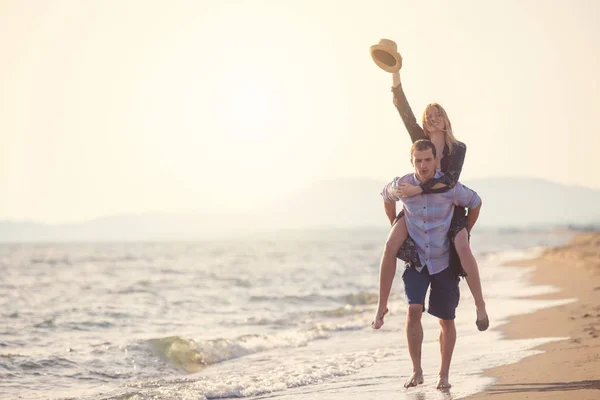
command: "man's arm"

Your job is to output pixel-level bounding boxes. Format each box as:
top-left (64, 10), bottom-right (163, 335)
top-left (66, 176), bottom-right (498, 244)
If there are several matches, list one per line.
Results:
top-left (384, 201), bottom-right (397, 226)
top-left (466, 201), bottom-right (482, 232)
top-left (453, 182), bottom-right (482, 232)
top-left (381, 175), bottom-right (412, 225)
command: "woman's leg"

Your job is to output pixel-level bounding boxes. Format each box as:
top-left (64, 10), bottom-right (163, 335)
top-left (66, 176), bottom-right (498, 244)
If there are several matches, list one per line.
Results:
top-left (371, 216), bottom-right (408, 329)
top-left (454, 228), bottom-right (488, 330)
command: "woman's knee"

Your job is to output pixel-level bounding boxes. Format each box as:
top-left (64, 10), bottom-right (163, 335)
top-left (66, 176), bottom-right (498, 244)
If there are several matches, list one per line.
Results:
top-left (384, 238), bottom-right (401, 255)
top-left (384, 221), bottom-right (407, 254)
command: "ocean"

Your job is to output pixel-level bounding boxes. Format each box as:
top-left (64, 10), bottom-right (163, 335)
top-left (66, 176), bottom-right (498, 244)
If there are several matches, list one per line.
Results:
top-left (0, 229), bottom-right (576, 400)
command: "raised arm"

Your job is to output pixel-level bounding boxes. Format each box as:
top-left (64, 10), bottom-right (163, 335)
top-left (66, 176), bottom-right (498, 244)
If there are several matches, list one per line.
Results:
top-left (391, 72), bottom-right (426, 143)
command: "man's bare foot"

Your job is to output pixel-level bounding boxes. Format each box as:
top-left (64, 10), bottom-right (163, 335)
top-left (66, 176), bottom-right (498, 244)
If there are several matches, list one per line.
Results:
top-left (403, 371), bottom-right (424, 388)
top-left (436, 375), bottom-right (451, 390)
top-left (370, 308), bottom-right (388, 330)
top-left (476, 307), bottom-right (489, 331)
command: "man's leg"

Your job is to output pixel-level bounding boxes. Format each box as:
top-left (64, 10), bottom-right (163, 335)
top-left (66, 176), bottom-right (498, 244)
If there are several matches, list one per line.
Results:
top-left (405, 304), bottom-right (425, 388)
top-left (401, 266), bottom-right (430, 388)
top-left (427, 267), bottom-right (460, 390)
top-left (437, 319), bottom-right (456, 389)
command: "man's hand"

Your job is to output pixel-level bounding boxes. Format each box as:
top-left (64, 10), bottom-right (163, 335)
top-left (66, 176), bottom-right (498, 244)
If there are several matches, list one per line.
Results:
top-left (397, 183), bottom-right (422, 198)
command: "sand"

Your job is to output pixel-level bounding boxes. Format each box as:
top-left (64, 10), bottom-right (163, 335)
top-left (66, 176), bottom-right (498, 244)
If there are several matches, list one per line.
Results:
top-left (467, 232), bottom-right (600, 399)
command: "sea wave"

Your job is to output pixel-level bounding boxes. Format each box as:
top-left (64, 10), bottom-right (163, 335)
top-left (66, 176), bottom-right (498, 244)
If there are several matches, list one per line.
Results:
top-left (100, 347), bottom-right (396, 400)
top-left (146, 329), bottom-right (332, 373)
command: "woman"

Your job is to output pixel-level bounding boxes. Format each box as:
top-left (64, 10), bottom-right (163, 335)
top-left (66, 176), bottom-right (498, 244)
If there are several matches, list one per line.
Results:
top-left (371, 69), bottom-right (489, 331)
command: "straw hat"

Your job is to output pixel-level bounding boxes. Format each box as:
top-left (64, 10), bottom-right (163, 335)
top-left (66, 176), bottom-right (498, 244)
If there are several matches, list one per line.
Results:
top-left (370, 39), bottom-right (402, 73)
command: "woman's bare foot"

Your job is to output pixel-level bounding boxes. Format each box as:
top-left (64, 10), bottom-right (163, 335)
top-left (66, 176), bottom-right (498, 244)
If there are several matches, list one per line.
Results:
top-left (370, 308), bottom-right (388, 329)
top-left (403, 370), bottom-right (424, 388)
top-left (436, 375), bottom-right (451, 390)
top-left (476, 306), bottom-right (489, 331)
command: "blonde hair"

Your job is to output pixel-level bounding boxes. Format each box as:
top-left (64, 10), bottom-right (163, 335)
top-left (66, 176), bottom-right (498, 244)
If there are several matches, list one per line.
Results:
top-left (421, 103), bottom-right (458, 154)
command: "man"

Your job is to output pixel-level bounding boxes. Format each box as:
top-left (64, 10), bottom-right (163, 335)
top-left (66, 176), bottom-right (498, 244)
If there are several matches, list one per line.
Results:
top-left (374, 139), bottom-right (482, 390)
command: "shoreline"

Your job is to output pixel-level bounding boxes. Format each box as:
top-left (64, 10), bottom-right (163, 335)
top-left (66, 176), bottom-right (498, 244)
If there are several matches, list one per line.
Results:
top-left (467, 232), bottom-right (600, 399)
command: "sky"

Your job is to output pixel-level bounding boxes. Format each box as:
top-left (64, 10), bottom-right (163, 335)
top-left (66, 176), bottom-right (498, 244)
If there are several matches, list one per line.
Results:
top-left (1, 0), bottom-right (599, 223)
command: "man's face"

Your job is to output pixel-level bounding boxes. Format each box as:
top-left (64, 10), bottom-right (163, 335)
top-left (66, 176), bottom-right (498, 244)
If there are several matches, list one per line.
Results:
top-left (411, 148), bottom-right (436, 182)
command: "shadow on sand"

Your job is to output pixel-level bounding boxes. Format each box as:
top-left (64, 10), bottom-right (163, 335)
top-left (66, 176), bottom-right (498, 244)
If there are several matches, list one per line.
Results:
top-left (487, 379), bottom-right (600, 395)
top-left (405, 389), bottom-right (453, 400)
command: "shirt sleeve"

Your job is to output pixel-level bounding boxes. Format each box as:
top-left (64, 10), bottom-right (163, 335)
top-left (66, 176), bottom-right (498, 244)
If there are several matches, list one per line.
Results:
top-left (391, 84), bottom-right (426, 144)
top-left (453, 182), bottom-right (481, 209)
top-left (420, 142), bottom-right (467, 194)
top-left (381, 174), bottom-right (412, 203)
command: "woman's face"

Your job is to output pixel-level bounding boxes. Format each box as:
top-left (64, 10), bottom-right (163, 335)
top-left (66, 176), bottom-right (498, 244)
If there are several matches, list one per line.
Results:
top-left (425, 106), bottom-right (445, 133)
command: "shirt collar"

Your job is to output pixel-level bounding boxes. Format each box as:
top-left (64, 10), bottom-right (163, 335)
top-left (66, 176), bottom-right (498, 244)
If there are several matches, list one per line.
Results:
top-left (413, 170), bottom-right (443, 185)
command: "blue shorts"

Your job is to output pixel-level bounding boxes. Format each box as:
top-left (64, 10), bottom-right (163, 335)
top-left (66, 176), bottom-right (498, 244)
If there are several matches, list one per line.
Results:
top-left (402, 265), bottom-right (460, 320)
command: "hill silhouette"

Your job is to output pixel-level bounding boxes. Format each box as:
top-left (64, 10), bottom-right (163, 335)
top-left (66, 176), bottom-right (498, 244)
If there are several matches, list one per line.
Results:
top-left (1, 177), bottom-right (598, 241)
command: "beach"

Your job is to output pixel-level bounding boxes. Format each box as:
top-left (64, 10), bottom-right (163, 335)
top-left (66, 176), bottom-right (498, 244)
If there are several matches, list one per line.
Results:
top-left (468, 232), bottom-right (600, 399)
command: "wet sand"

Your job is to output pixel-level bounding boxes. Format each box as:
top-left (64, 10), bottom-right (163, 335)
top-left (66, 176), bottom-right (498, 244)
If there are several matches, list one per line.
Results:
top-left (467, 232), bottom-right (600, 399)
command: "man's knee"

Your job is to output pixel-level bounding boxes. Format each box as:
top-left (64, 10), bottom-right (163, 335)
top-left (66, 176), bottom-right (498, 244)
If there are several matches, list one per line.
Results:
top-left (407, 304), bottom-right (423, 321)
top-left (439, 319), bottom-right (455, 330)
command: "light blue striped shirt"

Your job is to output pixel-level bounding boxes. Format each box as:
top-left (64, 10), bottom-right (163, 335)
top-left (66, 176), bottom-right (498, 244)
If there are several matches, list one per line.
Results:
top-left (381, 171), bottom-right (481, 274)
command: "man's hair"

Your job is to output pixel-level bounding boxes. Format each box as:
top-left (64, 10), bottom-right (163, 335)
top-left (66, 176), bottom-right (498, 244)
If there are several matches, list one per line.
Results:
top-left (410, 139), bottom-right (437, 159)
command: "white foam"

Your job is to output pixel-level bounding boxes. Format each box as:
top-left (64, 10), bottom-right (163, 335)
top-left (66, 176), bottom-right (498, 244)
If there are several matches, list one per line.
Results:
top-left (113, 348), bottom-right (398, 400)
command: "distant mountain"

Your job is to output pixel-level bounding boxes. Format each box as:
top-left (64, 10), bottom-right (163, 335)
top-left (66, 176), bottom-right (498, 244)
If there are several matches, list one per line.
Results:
top-left (464, 177), bottom-right (600, 227)
top-left (0, 212), bottom-right (243, 242)
top-left (1, 177), bottom-right (599, 241)
top-left (252, 176), bottom-right (600, 230)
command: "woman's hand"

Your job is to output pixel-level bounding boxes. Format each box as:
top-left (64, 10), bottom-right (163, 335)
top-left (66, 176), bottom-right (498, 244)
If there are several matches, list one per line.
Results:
top-left (397, 183), bottom-right (422, 198)
top-left (392, 71), bottom-right (401, 107)
top-left (392, 71), bottom-right (400, 87)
